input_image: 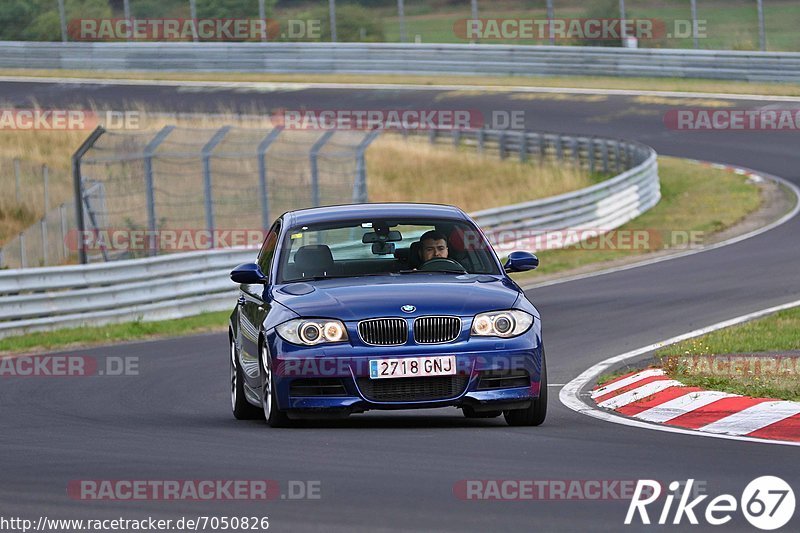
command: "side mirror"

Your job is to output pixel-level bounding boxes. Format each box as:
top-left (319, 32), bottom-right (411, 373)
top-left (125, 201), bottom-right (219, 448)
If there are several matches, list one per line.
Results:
top-left (230, 263), bottom-right (268, 284)
top-left (504, 251), bottom-right (539, 273)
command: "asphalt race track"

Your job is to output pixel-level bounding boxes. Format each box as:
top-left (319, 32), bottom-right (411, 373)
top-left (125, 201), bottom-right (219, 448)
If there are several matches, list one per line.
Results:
top-left (1, 79), bottom-right (798, 531)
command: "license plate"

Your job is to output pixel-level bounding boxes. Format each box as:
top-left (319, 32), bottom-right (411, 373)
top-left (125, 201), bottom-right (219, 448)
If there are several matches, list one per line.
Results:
top-left (369, 355), bottom-right (456, 379)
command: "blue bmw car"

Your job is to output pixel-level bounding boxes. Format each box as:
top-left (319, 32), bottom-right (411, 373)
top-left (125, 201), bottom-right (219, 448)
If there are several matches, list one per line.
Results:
top-left (229, 203), bottom-right (545, 427)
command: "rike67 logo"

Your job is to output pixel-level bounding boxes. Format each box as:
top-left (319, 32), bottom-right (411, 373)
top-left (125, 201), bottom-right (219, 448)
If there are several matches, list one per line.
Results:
top-left (626, 477), bottom-right (795, 530)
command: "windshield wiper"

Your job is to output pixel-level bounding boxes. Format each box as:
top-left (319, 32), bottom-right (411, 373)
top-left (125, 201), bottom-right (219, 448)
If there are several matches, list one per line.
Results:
top-left (397, 269), bottom-right (466, 275)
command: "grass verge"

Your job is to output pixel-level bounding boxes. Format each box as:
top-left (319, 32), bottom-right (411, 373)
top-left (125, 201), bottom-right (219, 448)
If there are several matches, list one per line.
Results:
top-left (0, 311), bottom-right (229, 355)
top-left (509, 155), bottom-right (763, 282)
top-left (3, 69), bottom-right (800, 98)
top-left (655, 307), bottom-right (800, 401)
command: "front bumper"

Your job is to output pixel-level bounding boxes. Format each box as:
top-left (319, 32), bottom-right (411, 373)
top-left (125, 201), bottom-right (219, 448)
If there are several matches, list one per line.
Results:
top-left (265, 330), bottom-right (543, 417)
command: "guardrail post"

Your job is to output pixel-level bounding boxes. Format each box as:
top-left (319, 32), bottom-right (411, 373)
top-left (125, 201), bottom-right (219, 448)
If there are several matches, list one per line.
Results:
top-left (614, 140), bottom-right (623, 173)
top-left (310, 130), bottom-right (335, 207)
top-left (353, 129), bottom-right (381, 203)
top-left (626, 143), bottom-right (634, 169)
top-left (40, 218), bottom-right (48, 266)
top-left (19, 233), bottom-right (26, 269)
top-left (498, 131), bottom-right (507, 160)
top-left (588, 138), bottom-right (596, 174)
top-left (452, 129), bottom-right (461, 147)
top-left (601, 140), bottom-right (610, 174)
top-left (142, 126), bottom-right (174, 257)
top-left (571, 138), bottom-right (580, 167)
top-left (477, 128), bottom-right (485, 155)
top-left (202, 126), bottom-right (231, 248)
top-left (43, 164), bottom-right (49, 212)
top-left (518, 131), bottom-right (528, 162)
top-left (428, 129), bottom-right (437, 144)
top-left (555, 135), bottom-right (564, 161)
top-left (72, 125), bottom-right (106, 264)
top-left (257, 126), bottom-right (284, 229)
top-left (14, 158), bottom-right (21, 203)
top-left (60, 203), bottom-right (68, 261)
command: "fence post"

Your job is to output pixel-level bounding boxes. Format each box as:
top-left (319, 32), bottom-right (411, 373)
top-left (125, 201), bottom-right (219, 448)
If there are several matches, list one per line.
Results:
top-left (201, 126), bottom-right (231, 248)
top-left (310, 130), bottom-right (335, 207)
top-left (72, 125), bottom-right (106, 264)
top-left (498, 131), bottom-right (506, 159)
top-left (354, 129), bottom-right (381, 203)
top-left (142, 125), bottom-right (174, 257)
top-left (601, 139), bottom-right (610, 173)
top-left (257, 126), bottom-right (284, 230)
top-left (40, 218), bottom-right (48, 266)
top-left (452, 129), bottom-right (461, 147)
top-left (14, 158), bottom-right (21, 203)
top-left (555, 135), bottom-right (564, 161)
top-left (518, 131), bottom-right (527, 162)
top-left (60, 203), bottom-right (68, 261)
top-left (588, 138), bottom-right (596, 174)
top-left (477, 128), bottom-right (485, 155)
top-left (614, 140), bottom-right (623, 173)
top-left (19, 233), bottom-right (26, 269)
top-left (428, 129), bottom-right (437, 144)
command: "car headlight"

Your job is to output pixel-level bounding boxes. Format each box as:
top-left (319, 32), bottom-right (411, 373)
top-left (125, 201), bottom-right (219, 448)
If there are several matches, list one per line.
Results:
top-left (276, 319), bottom-right (349, 346)
top-left (471, 310), bottom-right (533, 338)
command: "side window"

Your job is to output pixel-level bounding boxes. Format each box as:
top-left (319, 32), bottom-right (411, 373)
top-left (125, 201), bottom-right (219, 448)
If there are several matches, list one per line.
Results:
top-left (257, 223), bottom-right (280, 277)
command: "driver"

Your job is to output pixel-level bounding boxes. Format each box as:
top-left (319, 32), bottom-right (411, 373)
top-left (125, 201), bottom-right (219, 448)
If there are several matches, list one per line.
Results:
top-left (418, 230), bottom-right (449, 263)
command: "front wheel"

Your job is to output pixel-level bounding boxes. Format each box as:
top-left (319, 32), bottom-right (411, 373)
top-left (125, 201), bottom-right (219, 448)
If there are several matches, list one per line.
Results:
top-left (231, 338), bottom-right (262, 420)
top-left (504, 348), bottom-right (548, 427)
top-left (261, 343), bottom-right (292, 428)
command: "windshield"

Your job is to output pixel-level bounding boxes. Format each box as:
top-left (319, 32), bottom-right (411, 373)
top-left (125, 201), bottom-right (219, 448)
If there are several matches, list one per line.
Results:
top-left (277, 218), bottom-right (501, 282)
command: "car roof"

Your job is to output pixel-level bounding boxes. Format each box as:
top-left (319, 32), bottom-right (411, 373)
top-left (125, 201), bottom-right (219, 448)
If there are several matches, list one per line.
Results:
top-left (285, 203), bottom-right (469, 227)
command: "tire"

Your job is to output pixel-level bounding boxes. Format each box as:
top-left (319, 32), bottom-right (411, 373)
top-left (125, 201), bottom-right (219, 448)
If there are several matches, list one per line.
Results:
top-left (504, 348), bottom-right (548, 427)
top-left (230, 338), bottom-right (262, 420)
top-left (260, 343), bottom-right (293, 428)
top-left (463, 406), bottom-right (502, 418)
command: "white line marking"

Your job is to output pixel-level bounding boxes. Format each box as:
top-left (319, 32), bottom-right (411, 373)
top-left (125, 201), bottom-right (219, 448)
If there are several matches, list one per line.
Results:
top-left (522, 165), bottom-right (800, 291)
top-left (559, 298), bottom-right (800, 447)
top-left (700, 401), bottom-right (800, 436)
top-left (597, 379), bottom-right (683, 409)
top-left (3, 75), bottom-right (800, 102)
top-left (635, 391), bottom-right (737, 423)
top-left (591, 368), bottom-right (665, 398)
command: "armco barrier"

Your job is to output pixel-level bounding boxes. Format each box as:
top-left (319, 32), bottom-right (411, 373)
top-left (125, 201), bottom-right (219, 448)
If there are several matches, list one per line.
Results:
top-left (0, 130), bottom-right (659, 338)
top-left (1, 42), bottom-right (799, 82)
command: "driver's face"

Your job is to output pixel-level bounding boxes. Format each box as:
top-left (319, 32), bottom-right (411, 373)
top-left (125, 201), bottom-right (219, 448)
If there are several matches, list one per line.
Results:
top-left (421, 238), bottom-right (448, 262)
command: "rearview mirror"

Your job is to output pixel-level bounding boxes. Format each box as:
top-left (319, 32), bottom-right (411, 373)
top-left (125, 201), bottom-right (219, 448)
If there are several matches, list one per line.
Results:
top-left (230, 263), bottom-right (268, 284)
top-left (362, 230), bottom-right (402, 243)
top-left (504, 251), bottom-right (539, 273)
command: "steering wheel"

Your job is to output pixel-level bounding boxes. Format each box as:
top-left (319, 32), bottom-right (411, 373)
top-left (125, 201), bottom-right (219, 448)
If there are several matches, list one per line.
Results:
top-left (419, 258), bottom-right (467, 273)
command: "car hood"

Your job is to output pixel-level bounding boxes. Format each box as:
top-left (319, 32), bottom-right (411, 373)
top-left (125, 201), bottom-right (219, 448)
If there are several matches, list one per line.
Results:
top-left (271, 275), bottom-right (519, 321)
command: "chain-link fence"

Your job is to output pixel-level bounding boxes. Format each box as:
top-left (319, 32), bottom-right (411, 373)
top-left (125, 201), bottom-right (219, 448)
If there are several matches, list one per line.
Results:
top-left (0, 126), bottom-right (380, 268)
top-left (72, 126), bottom-right (380, 263)
top-left (17, 0), bottom-right (796, 52)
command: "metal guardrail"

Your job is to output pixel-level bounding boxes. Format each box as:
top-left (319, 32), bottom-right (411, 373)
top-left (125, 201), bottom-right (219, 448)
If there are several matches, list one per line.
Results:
top-left (1, 42), bottom-right (800, 82)
top-left (0, 130), bottom-right (659, 338)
